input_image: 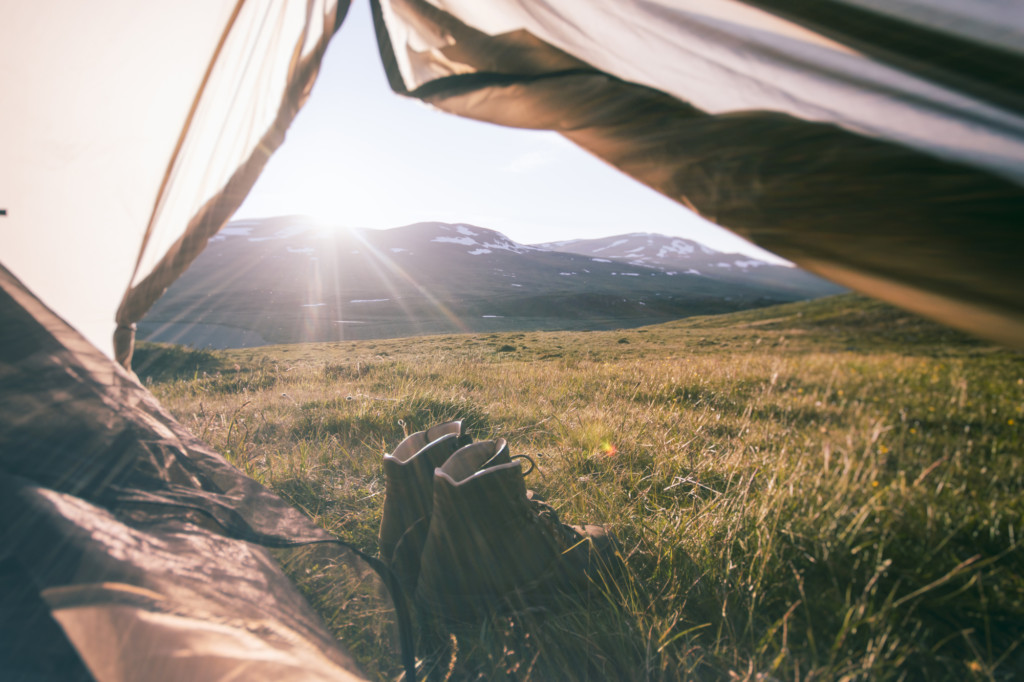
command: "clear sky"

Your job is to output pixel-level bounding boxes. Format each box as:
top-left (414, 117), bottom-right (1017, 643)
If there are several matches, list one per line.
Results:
top-left (234, 0), bottom-right (789, 264)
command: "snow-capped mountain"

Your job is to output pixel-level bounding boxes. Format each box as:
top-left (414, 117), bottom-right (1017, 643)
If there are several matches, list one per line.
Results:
top-left (537, 232), bottom-right (837, 294)
top-left (537, 233), bottom-right (767, 274)
top-left (139, 218), bottom-right (843, 348)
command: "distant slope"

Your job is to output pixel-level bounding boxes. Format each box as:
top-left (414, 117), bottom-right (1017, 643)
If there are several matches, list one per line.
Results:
top-left (670, 293), bottom-right (990, 351)
top-left (538, 232), bottom-right (843, 296)
top-left (140, 218), bottom-right (845, 348)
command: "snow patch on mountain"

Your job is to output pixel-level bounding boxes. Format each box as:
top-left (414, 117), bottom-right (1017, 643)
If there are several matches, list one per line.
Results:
top-left (436, 223), bottom-right (485, 239)
top-left (657, 240), bottom-right (699, 257)
top-left (592, 239), bottom-right (628, 253)
top-left (434, 236), bottom-right (476, 246)
top-left (432, 226), bottom-right (537, 255)
top-left (537, 239), bottom-right (577, 250)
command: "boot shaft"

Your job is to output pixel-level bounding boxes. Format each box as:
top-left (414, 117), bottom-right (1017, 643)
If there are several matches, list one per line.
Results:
top-left (379, 422), bottom-right (466, 565)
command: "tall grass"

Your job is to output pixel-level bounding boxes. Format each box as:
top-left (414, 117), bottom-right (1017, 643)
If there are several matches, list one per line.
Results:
top-left (142, 296), bottom-right (1024, 680)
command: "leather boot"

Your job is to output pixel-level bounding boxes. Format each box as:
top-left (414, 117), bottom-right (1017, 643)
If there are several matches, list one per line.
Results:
top-left (379, 421), bottom-right (470, 591)
top-left (415, 439), bottom-right (612, 622)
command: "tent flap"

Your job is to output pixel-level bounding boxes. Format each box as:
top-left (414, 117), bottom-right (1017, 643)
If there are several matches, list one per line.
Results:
top-left (0, 1), bottom-right (348, 364)
top-left (0, 263), bottom-right (383, 681)
top-left (115, 0), bottom-right (352, 369)
top-left (373, 0), bottom-right (1024, 348)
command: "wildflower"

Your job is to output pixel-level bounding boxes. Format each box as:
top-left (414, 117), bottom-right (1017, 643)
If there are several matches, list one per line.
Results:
top-left (872, 480), bottom-right (880, 487)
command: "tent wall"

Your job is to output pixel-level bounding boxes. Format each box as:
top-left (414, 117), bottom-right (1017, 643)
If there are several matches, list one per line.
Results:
top-left (0, 262), bottom-right (375, 680)
top-left (0, 0), bottom-right (347, 366)
top-left (373, 0), bottom-right (1024, 348)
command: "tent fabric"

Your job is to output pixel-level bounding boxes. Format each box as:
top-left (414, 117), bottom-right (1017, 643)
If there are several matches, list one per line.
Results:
top-left (376, 0), bottom-right (1024, 184)
top-left (3, 481), bottom-right (368, 682)
top-left (372, 0), bottom-right (1024, 348)
top-left (0, 263), bottom-right (380, 681)
top-left (740, 0), bottom-right (1024, 117)
top-left (0, 0), bottom-right (347, 366)
top-left (114, 0), bottom-right (350, 370)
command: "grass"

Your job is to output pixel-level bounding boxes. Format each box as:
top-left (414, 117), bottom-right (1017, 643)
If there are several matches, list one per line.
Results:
top-left (139, 294), bottom-right (1024, 680)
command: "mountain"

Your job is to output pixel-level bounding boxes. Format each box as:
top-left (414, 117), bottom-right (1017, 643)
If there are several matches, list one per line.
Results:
top-left (138, 218), bottom-right (844, 348)
top-left (540, 233), bottom-right (744, 271)
top-left (537, 233), bottom-right (836, 295)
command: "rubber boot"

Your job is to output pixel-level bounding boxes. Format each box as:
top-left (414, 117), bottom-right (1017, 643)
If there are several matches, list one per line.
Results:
top-left (416, 439), bottom-right (612, 623)
top-left (379, 421), bottom-right (470, 591)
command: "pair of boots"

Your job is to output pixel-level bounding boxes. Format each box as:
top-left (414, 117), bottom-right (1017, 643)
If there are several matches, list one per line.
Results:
top-left (378, 421), bottom-right (612, 622)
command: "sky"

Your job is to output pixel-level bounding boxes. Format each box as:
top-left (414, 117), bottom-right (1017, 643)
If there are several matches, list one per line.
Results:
top-left (234, 0), bottom-right (789, 264)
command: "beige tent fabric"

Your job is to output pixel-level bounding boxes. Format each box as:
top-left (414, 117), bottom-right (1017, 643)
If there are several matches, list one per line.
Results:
top-left (0, 0), bottom-right (345, 365)
top-left (46, 584), bottom-right (368, 682)
top-left (1, 259), bottom-right (381, 680)
top-left (373, 0), bottom-right (1024, 348)
top-left (383, 0), bottom-right (1024, 185)
top-left (115, 0), bottom-right (347, 368)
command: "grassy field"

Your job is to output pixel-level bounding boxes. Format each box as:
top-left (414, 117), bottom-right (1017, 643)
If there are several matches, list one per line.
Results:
top-left (137, 294), bottom-right (1023, 681)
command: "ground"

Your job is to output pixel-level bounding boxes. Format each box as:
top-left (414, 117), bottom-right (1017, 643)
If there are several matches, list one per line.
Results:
top-left (138, 294), bottom-right (1024, 681)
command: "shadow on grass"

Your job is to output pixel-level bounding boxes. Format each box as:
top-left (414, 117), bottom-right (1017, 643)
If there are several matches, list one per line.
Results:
top-left (292, 395), bottom-right (492, 447)
top-left (133, 341), bottom-right (222, 382)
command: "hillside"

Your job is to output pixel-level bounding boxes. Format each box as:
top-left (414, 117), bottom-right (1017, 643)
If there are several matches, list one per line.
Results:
top-left (138, 217), bottom-right (843, 348)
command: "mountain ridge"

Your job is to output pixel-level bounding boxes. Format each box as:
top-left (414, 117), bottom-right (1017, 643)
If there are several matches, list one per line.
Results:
top-left (139, 217), bottom-right (844, 348)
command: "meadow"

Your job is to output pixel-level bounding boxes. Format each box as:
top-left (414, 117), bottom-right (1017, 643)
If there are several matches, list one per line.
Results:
top-left (137, 294), bottom-right (1024, 681)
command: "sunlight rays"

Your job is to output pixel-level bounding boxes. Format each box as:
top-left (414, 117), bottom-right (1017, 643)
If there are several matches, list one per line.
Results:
top-left (317, 225), bottom-right (470, 340)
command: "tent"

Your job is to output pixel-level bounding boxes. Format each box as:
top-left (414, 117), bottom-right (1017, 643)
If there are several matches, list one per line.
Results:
top-left (1, 1), bottom-right (1022, 680)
